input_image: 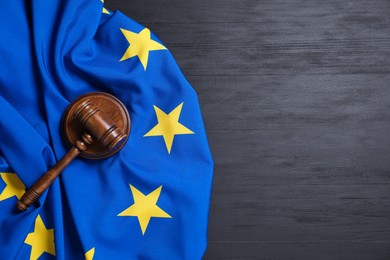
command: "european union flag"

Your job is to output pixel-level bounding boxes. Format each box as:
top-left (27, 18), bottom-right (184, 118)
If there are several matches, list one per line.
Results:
top-left (0, 0), bottom-right (213, 259)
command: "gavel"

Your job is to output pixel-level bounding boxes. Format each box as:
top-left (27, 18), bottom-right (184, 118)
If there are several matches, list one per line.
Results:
top-left (16, 92), bottom-right (130, 211)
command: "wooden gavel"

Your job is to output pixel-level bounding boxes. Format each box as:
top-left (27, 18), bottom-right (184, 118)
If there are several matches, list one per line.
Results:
top-left (16, 92), bottom-right (130, 211)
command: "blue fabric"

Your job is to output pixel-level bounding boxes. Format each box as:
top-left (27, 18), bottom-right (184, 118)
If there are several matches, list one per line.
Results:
top-left (0, 1), bottom-right (213, 259)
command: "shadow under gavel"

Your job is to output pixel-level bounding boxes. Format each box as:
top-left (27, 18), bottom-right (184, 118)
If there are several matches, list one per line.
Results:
top-left (17, 92), bottom-right (130, 212)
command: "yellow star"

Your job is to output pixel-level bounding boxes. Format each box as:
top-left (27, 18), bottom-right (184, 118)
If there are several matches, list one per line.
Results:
top-left (85, 247), bottom-right (95, 260)
top-left (25, 215), bottom-right (56, 260)
top-left (0, 172), bottom-right (26, 201)
top-left (144, 103), bottom-right (194, 153)
top-left (118, 185), bottom-right (171, 235)
top-left (119, 28), bottom-right (167, 70)
top-left (101, 0), bottom-right (109, 14)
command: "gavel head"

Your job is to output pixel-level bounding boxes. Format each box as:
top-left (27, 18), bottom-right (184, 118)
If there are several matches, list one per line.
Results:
top-left (62, 92), bottom-right (131, 159)
top-left (72, 99), bottom-right (127, 151)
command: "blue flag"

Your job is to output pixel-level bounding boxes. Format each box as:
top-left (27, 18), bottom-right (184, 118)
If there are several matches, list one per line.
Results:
top-left (0, 0), bottom-right (213, 259)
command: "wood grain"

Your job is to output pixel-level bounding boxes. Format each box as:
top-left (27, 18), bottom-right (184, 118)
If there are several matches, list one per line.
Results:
top-left (107, 0), bottom-right (390, 258)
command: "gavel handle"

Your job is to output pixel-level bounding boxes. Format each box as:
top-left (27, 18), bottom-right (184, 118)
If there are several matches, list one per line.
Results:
top-left (16, 138), bottom-right (89, 212)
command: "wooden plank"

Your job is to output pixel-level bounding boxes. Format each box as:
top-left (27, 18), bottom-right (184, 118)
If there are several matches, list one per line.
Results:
top-left (209, 185), bottom-right (390, 241)
top-left (106, 0), bottom-right (390, 258)
top-left (204, 242), bottom-right (390, 259)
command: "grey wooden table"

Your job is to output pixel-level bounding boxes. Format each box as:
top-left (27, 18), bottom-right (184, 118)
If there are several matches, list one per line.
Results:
top-left (107, 0), bottom-right (390, 259)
